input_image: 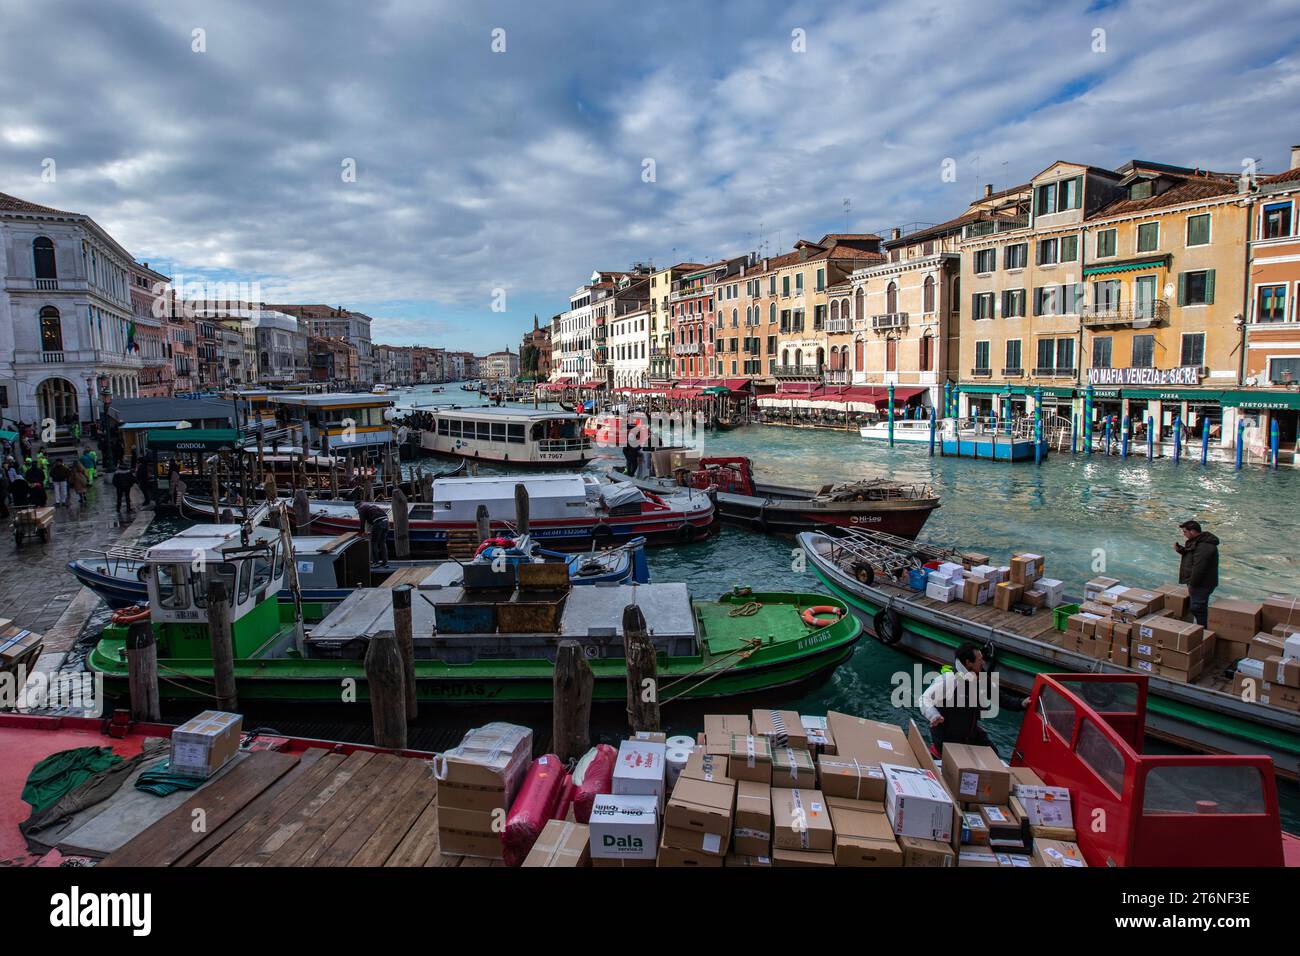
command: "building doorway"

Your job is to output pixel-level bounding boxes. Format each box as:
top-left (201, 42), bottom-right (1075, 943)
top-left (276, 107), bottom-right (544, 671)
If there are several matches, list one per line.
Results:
top-left (37, 376), bottom-right (80, 425)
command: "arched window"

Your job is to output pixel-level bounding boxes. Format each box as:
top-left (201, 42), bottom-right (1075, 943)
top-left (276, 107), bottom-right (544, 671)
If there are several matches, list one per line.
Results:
top-left (854, 287), bottom-right (865, 323)
top-left (40, 306), bottom-right (63, 352)
top-left (769, 303), bottom-right (776, 324)
top-left (33, 237), bottom-right (57, 282)
top-left (816, 347), bottom-right (825, 369)
top-left (795, 349), bottom-right (803, 368)
top-left (782, 348), bottom-right (789, 366)
top-left (731, 308), bottom-right (738, 328)
top-left (923, 276), bottom-right (935, 314)
top-left (887, 282), bottom-right (898, 315)
top-left (830, 300), bottom-right (839, 323)
top-left (920, 334), bottom-right (933, 372)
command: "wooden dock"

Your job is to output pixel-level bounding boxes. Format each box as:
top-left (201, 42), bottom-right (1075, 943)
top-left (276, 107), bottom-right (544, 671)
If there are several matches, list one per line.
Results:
top-left (101, 748), bottom-right (502, 867)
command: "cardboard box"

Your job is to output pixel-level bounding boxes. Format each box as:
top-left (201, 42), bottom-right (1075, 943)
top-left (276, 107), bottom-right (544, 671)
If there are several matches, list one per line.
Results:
top-left (728, 734), bottom-right (773, 783)
top-left (926, 580), bottom-right (957, 603)
top-left (725, 854), bottom-right (773, 867)
top-left (817, 754), bottom-right (886, 802)
top-left (827, 712), bottom-right (918, 771)
top-left (436, 722), bottom-right (533, 811)
top-left (521, 820), bottom-right (590, 867)
top-left (657, 829), bottom-right (725, 867)
top-left (613, 739), bottom-right (667, 809)
top-left (1209, 599), bottom-right (1263, 643)
top-left (1085, 576), bottom-right (1121, 600)
top-left (1261, 595), bottom-right (1300, 633)
top-left (1136, 615), bottom-right (1203, 652)
top-left (1249, 632), bottom-right (1287, 661)
top-left (961, 811), bottom-right (989, 846)
top-left (733, 780), bottom-right (771, 857)
top-left (751, 708), bottom-right (808, 750)
top-left (827, 797), bottom-right (901, 867)
top-left (1156, 583), bottom-right (1189, 619)
top-left (1033, 838), bottom-right (1088, 868)
top-left (772, 848), bottom-right (836, 867)
top-left (681, 750), bottom-right (731, 785)
top-left (1264, 655), bottom-right (1300, 688)
top-left (800, 715), bottom-right (836, 755)
top-left (703, 714), bottom-right (750, 756)
top-left (977, 804), bottom-right (1021, 842)
top-left (882, 763), bottom-right (954, 842)
top-left (1010, 553), bottom-right (1044, 586)
top-left (898, 835), bottom-right (955, 867)
top-left (994, 582), bottom-right (1024, 612)
top-left (941, 743), bottom-right (1011, 806)
top-left (591, 857), bottom-right (656, 868)
top-left (169, 710), bottom-right (242, 779)
top-left (958, 848), bottom-right (1002, 868)
top-left (1022, 588), bottom-right (1048, 609)
top-left (771, 746), bottom-right (817, 788)
top-left (961, 576), bottom-right (992, 606)
top-left (1033, 577), bottom-right (1064, 607)
top-left (664, 776), bottom-right (735, 845)
top-left (1119, 588), bottom-right (1164, 616)
top-left (961, 552), bottom-right (991, 569)
top-left (438, 829), bottom-right (503, 859)
top-left (588, 794), bottom-right (658, 860)
top-left (771, 787), bottom-right (833, 852)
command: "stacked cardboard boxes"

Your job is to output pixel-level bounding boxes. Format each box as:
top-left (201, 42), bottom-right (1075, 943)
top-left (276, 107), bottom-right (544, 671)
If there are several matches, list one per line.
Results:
top-left (658, 775), bottom-right (735, 866)
top-left (436, 722), bottom-right (533, 859)
top-left (521, 820), bottom-right (591, 867)
top-left (771, 786), bottom-right (834, 865)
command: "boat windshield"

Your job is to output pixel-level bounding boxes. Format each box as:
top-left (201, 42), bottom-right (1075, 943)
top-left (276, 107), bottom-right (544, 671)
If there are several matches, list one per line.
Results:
top-left (193, 562), bottom-right (239, 608)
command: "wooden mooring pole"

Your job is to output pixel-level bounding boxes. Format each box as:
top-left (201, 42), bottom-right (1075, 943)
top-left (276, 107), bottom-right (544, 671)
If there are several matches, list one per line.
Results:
top-left (391, 488), bottom-right (411, 560)
top-left (553, 639), bottom-right (593, 762)
top-left (393, 584), bottom-right (418, 721)
top-left (475, 503), bottom-right (491, 543)
top-left (206, 578), bottom-right (239, 712)
top-left (365, 630), bottom-right (407, 749)
top-left (293, 488), bottom-right (311, 533)
top-left (623, 604), bottom-right (660, 733)
top-left (514, 483), bottom-right (530, 536)
top-left (125, 621), bottom-right (160, 722)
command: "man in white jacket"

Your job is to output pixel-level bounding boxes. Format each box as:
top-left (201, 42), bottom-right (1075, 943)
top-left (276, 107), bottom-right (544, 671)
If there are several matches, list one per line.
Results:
top-left (919, 642), bottom-right (1030, 757)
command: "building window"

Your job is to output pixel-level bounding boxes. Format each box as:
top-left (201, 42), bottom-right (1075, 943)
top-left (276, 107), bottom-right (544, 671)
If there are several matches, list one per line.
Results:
top-left (1262, 202), bottom-right (1293, 239)
top-left (1036, 238), bottom-right (1058, 265)
top-left (1095, 229), bottom-right (1117, 258)
top-left (1036, 338), bottom-right (1055, 371)
top-left (1033, 286), bottom-right (1061, 316)
top-left (1186, 213), bottom-right (1211, 247)
top-left (1034, 176), bottom-right (1082, 216)
top-left (1178, 270), bottom-right (1215, 306)
top-left (974, 340), bottom-right (990, 371)
top-left (1004, 243), bottom-right (1027, 270)
top-left (33, 237), bottom-right (57, 280)
top-left (920, 334), bottom-right (933, 371)
top-left (974, 248), bottom-right (997, 274)
top-left (923, 275), bottom-right (935, 313)
top-left (769, 302), bottom-right (776, 324)
top-left (1001, 289), bottom-right (1025, 318)
top-left (1056, 338), bottom-right (1075, 371)
top-left (854, 287), bottom-right (864, 323)
top-left (1268, 357), bottom-right (1300, 384)
top-left (972, 292), bottom-right (995, 320)
top-left (1132, 334), bottom-right (1156, 368)
top-left (1256, 284), bottom-right (1288, 322)
top-left (795, 273), bottom-right (804, 294)
top-left (1137, 221), bottom-right (1159, 253)
top-left (782, 276), bottom-right (790, 297)
top-left (39, 306), bottom-right (63, 352)
top-left (1180, 332), bottom-right (1205, 368)
top-left (1060, 235), bottom-right (1079, 262)
top-left (816, 268), bottom-right (825, 292)
top-left (1092, 336), bottom-right (1112, 369)
top-left (951, 277), bottom-right (960, 314)
top-left (1005, 339), bottom-right (1022, 371)
top-left (1093, 280), bottom-right (1121, 312)
top-left (886, 282), bottom-right (898, 314)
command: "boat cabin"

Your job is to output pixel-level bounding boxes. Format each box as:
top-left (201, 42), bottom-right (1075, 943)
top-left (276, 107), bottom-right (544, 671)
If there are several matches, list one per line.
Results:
top-left (268, 393), bottom-right (396, 458)
top-left (417, 406), bottom-right (591, 465)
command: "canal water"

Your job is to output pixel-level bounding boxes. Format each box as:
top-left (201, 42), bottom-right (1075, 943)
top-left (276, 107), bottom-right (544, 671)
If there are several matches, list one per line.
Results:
top-left (115, 383), bottom-right (1299, 829)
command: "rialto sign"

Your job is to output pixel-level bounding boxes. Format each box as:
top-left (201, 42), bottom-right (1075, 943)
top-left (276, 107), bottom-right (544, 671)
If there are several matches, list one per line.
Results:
top-left (1087, 366), bottom-right (1202, 387)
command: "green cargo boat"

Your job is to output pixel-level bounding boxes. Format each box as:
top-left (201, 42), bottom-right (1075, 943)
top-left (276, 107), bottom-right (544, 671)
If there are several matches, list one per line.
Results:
top-left (86, 524), bottom-right (861, 705)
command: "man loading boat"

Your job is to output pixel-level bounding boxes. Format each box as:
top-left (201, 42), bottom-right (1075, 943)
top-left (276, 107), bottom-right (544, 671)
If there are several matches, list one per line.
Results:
top-left (919, 641), bottom-right (1030, 757)
top-left (354, 496), bottom-right (391, 567)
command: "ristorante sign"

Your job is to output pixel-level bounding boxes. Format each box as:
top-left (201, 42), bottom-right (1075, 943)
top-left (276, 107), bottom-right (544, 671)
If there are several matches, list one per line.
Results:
top-left (1087, 366), bottom-right (1202, 387)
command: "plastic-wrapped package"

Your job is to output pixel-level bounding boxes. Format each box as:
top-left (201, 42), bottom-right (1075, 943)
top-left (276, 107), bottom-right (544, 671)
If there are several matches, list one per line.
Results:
top-left (502, 754), bottom-right (565, 866)
top-left (553, 774), bottom-right (576, 821)
top-left (571, 743), bottom-right (617, 824)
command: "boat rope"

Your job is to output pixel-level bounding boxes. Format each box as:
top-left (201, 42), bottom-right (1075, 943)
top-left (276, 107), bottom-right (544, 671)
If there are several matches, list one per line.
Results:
top-left (155, 663), bottom-right (225, 700)
top-left (727, 601), bottom-right (762, 617)
top-left (656, 639), bottom-right (762, 705)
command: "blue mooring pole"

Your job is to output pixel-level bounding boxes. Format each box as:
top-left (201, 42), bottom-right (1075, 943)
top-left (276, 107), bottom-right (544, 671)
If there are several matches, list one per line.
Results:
top-left (1034, 385), bottom-right (1044, 466)
top-left (944, 381), bottom-right (952, 420)
top-left (1083, 388), bottom-right (1093, 455)
top-left (929, 407), bottom-right (936, 456)
top-left (888, 382), bottom-right (896, 447)
top-left (1104, 419), bottom-right (1112, 457)
top-left (1271, 419), bottom-right (1280, 470)
top-left (1121, 415), bottom-right (1130, 458)
top-left (1070, 418), bottom-right (1077, 455)
top-left (1147, 415), bottom-right (1155, 460)
top-left (1173, 417), bottom-right (1182, 465)
top-left (1201, 420), bottom-right (1210, 465)
top-left (1235, 418), bottom-right (1245, 471)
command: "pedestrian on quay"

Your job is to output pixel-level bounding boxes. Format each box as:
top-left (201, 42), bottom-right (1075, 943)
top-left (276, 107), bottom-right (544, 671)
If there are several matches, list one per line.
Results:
top-left (354, 496), bottom-right (390, 567)
top-left (27, 468), bottom-right (48, 508)
top-left (622, 433), bottom-right (639, 476)
top-left (0, 466), bottom-right (8, 520)
top-left (80, 448), bottom-right (96, 483)
top-left (69, 458), bottom-right (89, 506)
top-left (35, 449), bottom-right (50, 485)
top-left (71, 420), bottom-right (81, 445)
top-left (134, 456), bottom-right (153, 509)
top-left (1175, 520), bottom-right (1219, 627)
top-left (111, 435), bottom-right (125, 470)
top-left (919, 641), bottom-right (1030, 758)
top-left (49, 458), bottom-right (70, 507)
top-left (112, 461), bottom-right (135, 516)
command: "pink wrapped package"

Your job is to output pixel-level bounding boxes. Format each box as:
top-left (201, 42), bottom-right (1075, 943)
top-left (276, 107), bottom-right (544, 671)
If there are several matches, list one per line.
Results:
top-left (501, 754), bottom-right (565, 866)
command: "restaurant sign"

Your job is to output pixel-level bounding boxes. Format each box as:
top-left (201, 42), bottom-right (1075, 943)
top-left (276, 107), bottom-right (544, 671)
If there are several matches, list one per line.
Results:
top-left (1087, 366), bottom-right (1201, 387)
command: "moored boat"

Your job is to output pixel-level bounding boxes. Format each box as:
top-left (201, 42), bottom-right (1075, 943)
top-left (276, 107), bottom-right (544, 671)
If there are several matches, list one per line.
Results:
top-left (608, 455), bottom-right (939, 538)
top-left (797, 528), bottom-right (1300, 779)
top-left (859, 419), bottom-right (934, 443)
top-left (416, 405), bottom-right (592, 467)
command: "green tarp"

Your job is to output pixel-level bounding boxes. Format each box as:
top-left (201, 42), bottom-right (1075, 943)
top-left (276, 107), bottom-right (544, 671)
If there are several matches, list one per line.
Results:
top-left (21, 746), bottom-right (123, 813)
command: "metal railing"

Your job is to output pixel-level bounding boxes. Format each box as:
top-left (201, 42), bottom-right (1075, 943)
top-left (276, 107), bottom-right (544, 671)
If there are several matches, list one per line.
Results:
top-left (538, 437), bottom-right (592, 454)
top-left (1001, 367), bottom-right (1024, 377)
top-left (969, 367), bottom-right (993, 378)
top-left (825, 318), bottom-right (851, 333)
top-left (871, 312), bottom-right (909, 331)
top-left (35, 278), bottom-right (59, 290)
top-left (823, 369), bottom-right (850, 384)
top-left (1032, 366), bottom-right (1077, 377)
top-left (774, 364), bottom-right (824, 379)
top-left (1082, 301), bottom-right (1170, 328)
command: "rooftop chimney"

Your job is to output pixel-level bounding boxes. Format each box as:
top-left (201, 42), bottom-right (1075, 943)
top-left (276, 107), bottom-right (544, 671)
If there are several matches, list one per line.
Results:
top-left (1292, 145), bottom-right (1300, 170)
top-left (891, 227), bottom-right (902, 241)
top-left (984, 184), bottom-right (993, 198)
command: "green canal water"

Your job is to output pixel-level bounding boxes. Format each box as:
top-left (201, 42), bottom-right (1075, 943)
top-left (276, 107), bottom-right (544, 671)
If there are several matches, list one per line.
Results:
top-left (120, 385), bottom-right (1299, 829)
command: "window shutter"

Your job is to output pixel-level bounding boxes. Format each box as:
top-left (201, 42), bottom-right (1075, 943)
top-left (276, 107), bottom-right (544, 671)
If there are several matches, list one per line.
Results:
top-left (1177, 272), bottom-right (1186, 306)
top-left (1204, 269), bottom-right (1215, 304)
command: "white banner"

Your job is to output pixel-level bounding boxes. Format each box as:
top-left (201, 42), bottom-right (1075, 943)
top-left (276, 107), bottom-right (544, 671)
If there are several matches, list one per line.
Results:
top-left (1086, 366), bottom-right (1201, 386)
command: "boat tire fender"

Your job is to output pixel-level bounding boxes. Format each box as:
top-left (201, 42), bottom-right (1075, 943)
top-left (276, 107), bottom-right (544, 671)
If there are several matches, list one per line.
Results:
top-left (593, 523), bottom-right (613, 541)
top-left (874, 606), bottom-right (903, 645)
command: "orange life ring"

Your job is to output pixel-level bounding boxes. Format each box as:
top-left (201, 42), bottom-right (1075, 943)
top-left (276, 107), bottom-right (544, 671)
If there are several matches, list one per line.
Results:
top-left (801, 605), bottom-right (842, 628)
top-left (112, 604), bottom-right (151, 625)
top-left (474, 536), bottom-right (515, 557)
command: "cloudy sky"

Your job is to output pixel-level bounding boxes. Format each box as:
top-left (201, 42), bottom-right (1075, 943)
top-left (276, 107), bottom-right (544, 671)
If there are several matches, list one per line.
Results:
top-left (2, 0), bottom-right (1298, 353)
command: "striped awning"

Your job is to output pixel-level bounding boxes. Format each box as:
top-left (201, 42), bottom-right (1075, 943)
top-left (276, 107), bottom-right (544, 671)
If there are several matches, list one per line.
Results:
top-left (1082, 254), bottom-right (1171, 278)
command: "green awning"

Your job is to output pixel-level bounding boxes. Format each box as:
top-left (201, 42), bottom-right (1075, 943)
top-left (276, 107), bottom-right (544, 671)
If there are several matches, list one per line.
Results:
top-left (958, 384), bottom-right (1076, 397)
top-left (0, 429), bottom-right (17, 442)
top-left (1219, 389), bottom-right (1300, 411)
top-left (1082, 255), bottom-right (1171, 278)
top-left (145, 428), bottom-right (240, 451)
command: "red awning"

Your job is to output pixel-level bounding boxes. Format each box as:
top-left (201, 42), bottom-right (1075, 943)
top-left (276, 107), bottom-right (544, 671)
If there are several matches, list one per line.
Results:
top-left (720, 378), bottom-right (752, 393)
top-left (668, 387), bottom-right (703, 399)
top-left (578, 380), bottom-right (606, 389)
top-left (773, 382), bottom-right (821, 396)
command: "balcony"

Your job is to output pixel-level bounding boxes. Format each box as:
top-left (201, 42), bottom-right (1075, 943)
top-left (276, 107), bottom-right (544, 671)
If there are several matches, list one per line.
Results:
top-left (774, 364), bottom-right (824, 380)
top-left (970, 367), bottom-right (993, 378)
top-left (35, 278), bottom-right (59, 290)
top-left (1082, 301), bottom-right (1169, 329)
top-left (14, 348), bottom-right (144, 369)
top-left (1002, 367), bottom-right (1024, 377)
top-left (825, 318), bottom-right (850, 334)
top-left (852, 317), bottom-right (873, 332)
top-left (672, 343), bottom-right (701, 356)
top-left (823, 369), bottom-right (850, 384)
top-left (1032, 366), bottom-right (1077, 378)
top-left (871, 312), bottom-right (909, 331)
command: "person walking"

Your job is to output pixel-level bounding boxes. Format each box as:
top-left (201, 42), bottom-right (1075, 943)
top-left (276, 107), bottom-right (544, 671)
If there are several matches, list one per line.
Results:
top-left (80, 448), bottom-right (96, 483)
top-left (112, 462), bottom-right (136, 516)
top-left (1175, 520), bottom-right (1219, 627)
top-left (134, 457), bottom-right (153, 509)
top-left (49, 458), bottom-right (70, 507)
top-left (354, 497), bottom-right (391, 567)
top-left (69, 458), bottom-right (89, 506)
top-left (0, 466), bottom-right (8, 521)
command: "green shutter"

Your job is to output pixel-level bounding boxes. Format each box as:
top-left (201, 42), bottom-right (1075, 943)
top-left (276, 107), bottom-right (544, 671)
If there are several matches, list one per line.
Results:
top-left (1177, 273), bottom-right (1186, 306)
top-left (1204, 269), bottom-right (1215, 305)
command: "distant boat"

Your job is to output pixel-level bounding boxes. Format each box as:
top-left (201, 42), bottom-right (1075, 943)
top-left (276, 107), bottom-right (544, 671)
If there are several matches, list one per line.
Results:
top-left (859, 419), bottom-right (933, 443)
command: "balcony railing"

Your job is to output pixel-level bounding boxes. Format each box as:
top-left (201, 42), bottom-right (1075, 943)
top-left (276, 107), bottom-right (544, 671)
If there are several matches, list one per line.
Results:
top-left (852, 317), bottom-right (873, 332)
top-left (970, 367), bottom-right (993, 378)
top-left (823, 369), bottom-right (850, 384)
top-left (1002, 367), bottom-right (1024, 377)
top-left (825, 318), bottom-right (850, 334)
top-left (672, 343), bottom-right (701, 356)
top-left (774, 364), bottom-right (824, 379)
top-left (1082, 301), bottom-right (1170, 329)
top-left (35, 278), bottom-right (59, 290)
top-left (1032, 366), bottom-right (1077, 377)
top-left (871, 312), bottom-right (909, 331)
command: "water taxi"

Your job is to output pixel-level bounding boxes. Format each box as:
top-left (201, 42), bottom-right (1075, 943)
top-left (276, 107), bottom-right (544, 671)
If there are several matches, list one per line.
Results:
top-left (371, 384), bottom-right (389, 395)
top-left (268, 392), bottom-right (396, 458)
top-left (798, 528), bottom-right (1300, 778)
top-left (859, 419), bottom-right (935, 443)
top-left (301, 473), bottom-right (717, 553)
top-left (85, 526), bottom-right (860, 704)
top-left (416, 405), bottom-right (592, 467)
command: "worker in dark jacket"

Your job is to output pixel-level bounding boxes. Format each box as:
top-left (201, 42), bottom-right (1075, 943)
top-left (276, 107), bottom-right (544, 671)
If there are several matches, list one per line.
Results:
top-left (112, 462), bottom-right (136, 516)
top-left (1176, 520), bottom-right (1219, 626)
top-left (354, 497), bottom-right (390, 567)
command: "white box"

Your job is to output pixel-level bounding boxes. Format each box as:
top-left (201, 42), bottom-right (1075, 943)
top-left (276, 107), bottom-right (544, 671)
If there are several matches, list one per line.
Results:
top-left (1101, 585), bottom-right (1128, 601)
top-left (882, 763), bottom-right (954, 842)
top-left (588, 794), bottom-right (658, 859)
top-left (613, 739), bottom-right (667, 809)
top-left (926, 580), bottom-right (956, 603)
top-left (1237, 657), bottom-right (1265, 680)
top-left (937, 562), bottom-right (964, 584)
top-left (1284, 634), bottom-right (1300, 660)
top-left (1013, 783), bottom-right (1074, 828)
top-left (1034, 577), bottom-right (1065, 607)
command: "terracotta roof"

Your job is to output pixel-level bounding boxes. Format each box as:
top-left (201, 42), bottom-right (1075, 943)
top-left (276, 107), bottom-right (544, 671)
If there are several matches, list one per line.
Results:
top-left (0, 191), bottom-right (76, 215)
top-left (1262, 167), bottom-right (1300, 185)
top-left (819, 233), bottom-right (881, 243)
top-left (1091, 172), bottom-right (1237, 217)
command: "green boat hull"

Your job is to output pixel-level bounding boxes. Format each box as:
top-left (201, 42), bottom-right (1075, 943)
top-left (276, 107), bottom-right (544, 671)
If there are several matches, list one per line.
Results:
top-left (87, 591), bottom-right (862, 706)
